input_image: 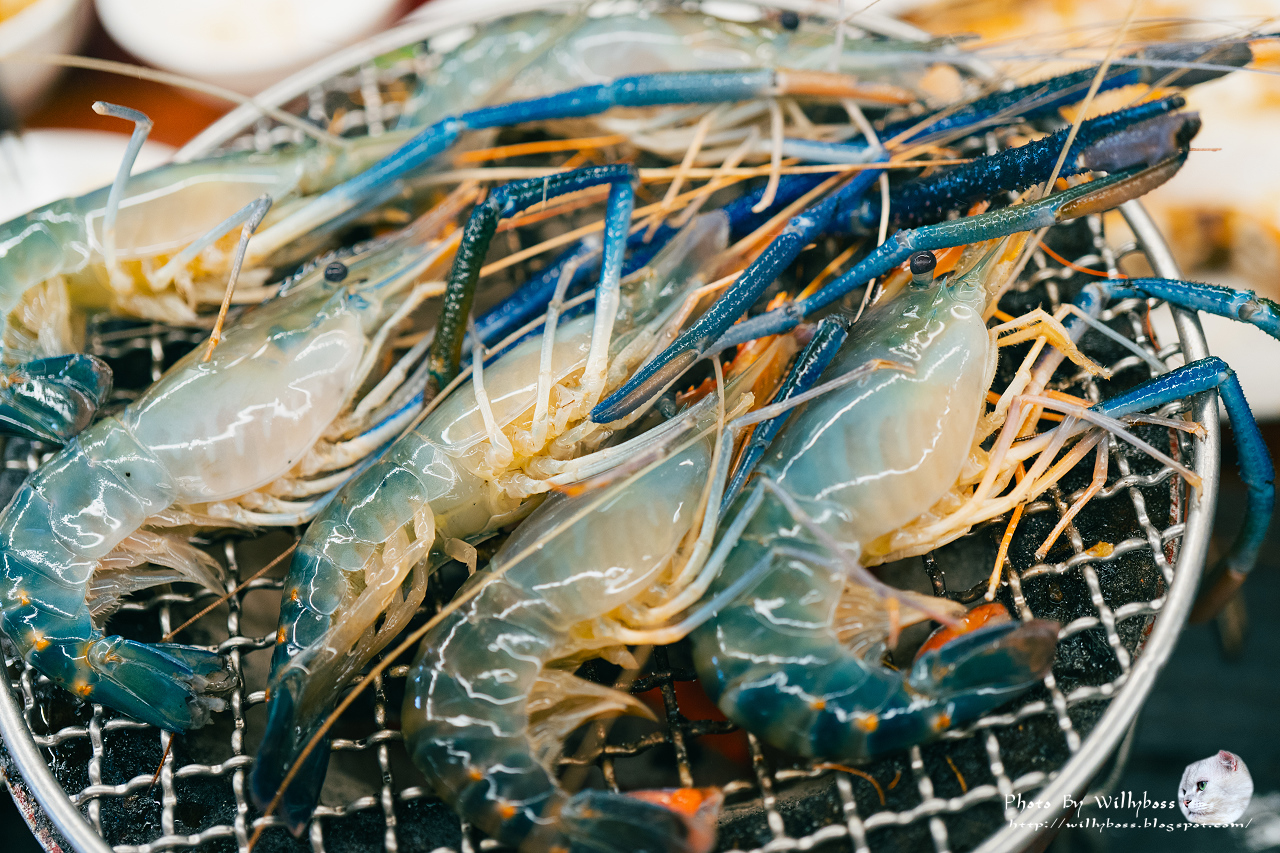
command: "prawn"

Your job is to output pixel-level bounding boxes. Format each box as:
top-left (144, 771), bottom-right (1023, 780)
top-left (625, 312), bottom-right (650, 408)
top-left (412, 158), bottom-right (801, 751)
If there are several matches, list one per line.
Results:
top-left (688, 241), bottom-right (1073, 760)
top-left (250, 131), bottom-right (880, 826)
top-left (251, 184), bottom-right (739, 829)
top-left (0, 105), bottom-right (414, 326)
top-left (245, 16), bottom-right (1270, 841)
top-left (0, 191), bottom-right (468, 731)
top-left (687, 151), bottom-right (1275, 754)
top-left (399, 335), bottom-right (808, 853)
top-left (253, 50), bottom-right (1219, 825)
top-left (0, 104), bottom-right (411, 442)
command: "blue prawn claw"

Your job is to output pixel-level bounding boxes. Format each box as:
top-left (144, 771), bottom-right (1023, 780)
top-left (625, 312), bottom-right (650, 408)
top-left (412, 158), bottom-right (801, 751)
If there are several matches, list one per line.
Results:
top-left (0, 354), bottom-right (112, 444)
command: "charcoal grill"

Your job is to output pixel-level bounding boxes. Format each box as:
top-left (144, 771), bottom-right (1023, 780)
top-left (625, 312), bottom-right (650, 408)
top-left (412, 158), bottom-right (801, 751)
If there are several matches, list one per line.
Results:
top-left (0, 3), bottom-right (1219, 852)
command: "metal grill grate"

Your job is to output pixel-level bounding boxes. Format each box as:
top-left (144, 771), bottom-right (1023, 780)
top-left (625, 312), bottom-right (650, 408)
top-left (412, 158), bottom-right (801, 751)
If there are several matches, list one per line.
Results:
top-left (0, 4), bottom-right (1218, 853)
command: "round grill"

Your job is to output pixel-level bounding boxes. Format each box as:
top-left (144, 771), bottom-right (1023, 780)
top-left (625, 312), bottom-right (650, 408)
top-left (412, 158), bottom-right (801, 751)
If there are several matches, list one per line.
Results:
top-left (0, 3), bottom-right (1219, 853)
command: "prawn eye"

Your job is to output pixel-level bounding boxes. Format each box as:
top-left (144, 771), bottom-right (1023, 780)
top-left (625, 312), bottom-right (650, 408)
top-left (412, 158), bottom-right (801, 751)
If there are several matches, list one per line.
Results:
top-left (779, 9), bottom-right (799, 29)
top-left (909, 250), bottom-right (937, 287)
top-left (324, 261), bottom-right (349, 283)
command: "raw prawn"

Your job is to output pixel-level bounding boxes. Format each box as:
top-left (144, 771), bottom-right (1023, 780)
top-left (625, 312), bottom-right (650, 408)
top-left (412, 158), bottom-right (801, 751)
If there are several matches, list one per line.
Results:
top-left (254, 189), bottom-right (728, 828)
top-left (250, 146), bottom-right (867, 827)
top-left (0, 196), bottom-right (463, 731)
top-left (0, 105), bottom-right (409, 441)
top-left (689, 243), bottom-right (1068, 758)
top-left (399, 336), bottom-right (806, 853)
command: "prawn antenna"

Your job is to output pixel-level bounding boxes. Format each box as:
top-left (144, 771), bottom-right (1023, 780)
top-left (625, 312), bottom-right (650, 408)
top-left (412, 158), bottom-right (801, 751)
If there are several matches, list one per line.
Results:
top-left (147, 734), bottom-right (174, 793)
top-left (149, 194), bottom-right (278, 291)
top-left (202, 196), bottom-right (272, 362)
top-left (1040, 1), bottom-right (1139, 198)
top-left (36, 55), bottom-right (345, 148)
top-left (162, 540), bottom-right (299, 642)
top-left (92, 102), bottom-right (153, 292)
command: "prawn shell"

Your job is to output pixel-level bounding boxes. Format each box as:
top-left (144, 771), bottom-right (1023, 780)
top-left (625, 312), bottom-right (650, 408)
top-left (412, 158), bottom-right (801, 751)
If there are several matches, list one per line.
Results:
top-left (760, 279), bottom-right (991, 549)
top-left (121, 289), bottom-right (366, 502)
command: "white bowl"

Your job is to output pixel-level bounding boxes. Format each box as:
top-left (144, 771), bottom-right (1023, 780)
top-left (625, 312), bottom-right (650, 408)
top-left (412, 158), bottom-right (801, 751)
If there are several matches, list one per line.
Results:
top-left (0, 0), bottom-right (93, 113)
top-left (0, 127), bottom-right (174, 222)
top-left (95, 0), bottom-right (404, 97)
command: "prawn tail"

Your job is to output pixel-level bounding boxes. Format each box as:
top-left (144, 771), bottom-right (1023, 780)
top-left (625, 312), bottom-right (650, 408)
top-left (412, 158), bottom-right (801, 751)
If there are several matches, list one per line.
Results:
top-left (691, 560), bottom-right (1058, 760)
top-left (418, 732), bottom-right (720, 853)
top-left (404, 585), bottom-right (720, 852)
top-left (554, 787), bottom-right (723, 853)
top-left (0, 354), bottom-right (113, 443)
top-left (251, 667), bottom-right (330, 835)
top-left (814, 618), bottom-right (1058, 759)
top-left (908, 618), bottom-right (1059, 717)
top-left (83, 635), bottom-right (232, 731)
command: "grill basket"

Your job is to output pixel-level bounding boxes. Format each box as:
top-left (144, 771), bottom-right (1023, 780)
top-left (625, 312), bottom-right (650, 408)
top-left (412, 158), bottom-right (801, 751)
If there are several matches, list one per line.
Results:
top-left (0, 3), bottom-right (1220, 853)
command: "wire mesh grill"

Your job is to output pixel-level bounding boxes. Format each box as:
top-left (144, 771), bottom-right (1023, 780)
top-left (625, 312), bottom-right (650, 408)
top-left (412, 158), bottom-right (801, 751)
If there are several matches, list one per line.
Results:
top-left (0, 4), bottom-right (1216, 853)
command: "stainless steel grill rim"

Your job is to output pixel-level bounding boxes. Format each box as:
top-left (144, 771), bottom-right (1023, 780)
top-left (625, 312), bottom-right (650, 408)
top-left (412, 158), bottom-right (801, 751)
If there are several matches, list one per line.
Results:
top-left (0, 4), bottom-right (1218, 852)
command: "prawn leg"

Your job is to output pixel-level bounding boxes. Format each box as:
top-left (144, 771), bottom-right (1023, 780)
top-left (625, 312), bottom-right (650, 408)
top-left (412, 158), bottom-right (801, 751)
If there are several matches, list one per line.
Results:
top-left (1094, 357), bottom-right (1273, 620)
top-left (593, 163), bottom-right (885, 419)
top-left (471, 170), bottom-right (827, 350)
top-left (724, 155), bottom-right (1190, 337)
top-left (757, 41), bottom-right (1243, 179)
top-left (877, 38), bottom-right (1246, 147)
top-left (90, 102), bottom-right (153, 292)
top-left (1101, 278), bottom-right (1280, 339)
top-left (861, 97), bottom-right (1196, 232)
top-left (428, 164), bottom-right (638, 392)
top-left (3, 192), bottom-right (275, 445)
top-left (247, 67), bottom-right (901, 263)
top-left (1034, 270), bottom-right (1280, 611)
top-left (794, 100), bottom-right (1195, 235)
top-left (595, 152), bottom-right (1191, 420)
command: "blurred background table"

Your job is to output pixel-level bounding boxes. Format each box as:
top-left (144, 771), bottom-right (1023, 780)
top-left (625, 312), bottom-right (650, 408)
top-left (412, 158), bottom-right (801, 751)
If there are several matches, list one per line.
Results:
top-left (24, 21), bottom-right (225, 148)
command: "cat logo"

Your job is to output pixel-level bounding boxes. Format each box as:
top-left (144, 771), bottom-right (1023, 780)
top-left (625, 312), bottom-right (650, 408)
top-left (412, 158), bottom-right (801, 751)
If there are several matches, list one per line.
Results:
top-left (1179, 750), bottom-right (1253, 825)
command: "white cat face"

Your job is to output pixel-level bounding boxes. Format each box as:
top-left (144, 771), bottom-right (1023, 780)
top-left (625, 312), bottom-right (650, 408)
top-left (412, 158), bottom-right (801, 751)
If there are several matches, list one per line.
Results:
top-left (1179, 750), bottom-right (1253, 825)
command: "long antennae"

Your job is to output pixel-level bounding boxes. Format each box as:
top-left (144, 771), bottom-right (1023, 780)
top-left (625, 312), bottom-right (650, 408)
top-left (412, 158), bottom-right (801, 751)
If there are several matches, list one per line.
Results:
top-left (91, 101), bottom-right (152, 290)
top-left (246, 391), bottom-right (731, 849)
top-left (1041, 0), bottom-right (1141, 198)
top-left (10, 54), bottom-right (346, 148)
top-left (202, 196), bottom-right (272, 362)
top-left (149, 195), bottom-right (275, 292)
